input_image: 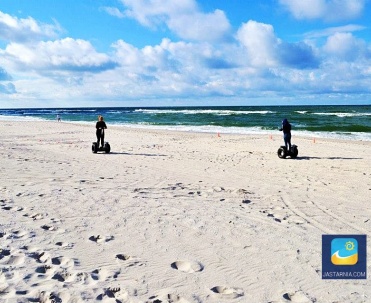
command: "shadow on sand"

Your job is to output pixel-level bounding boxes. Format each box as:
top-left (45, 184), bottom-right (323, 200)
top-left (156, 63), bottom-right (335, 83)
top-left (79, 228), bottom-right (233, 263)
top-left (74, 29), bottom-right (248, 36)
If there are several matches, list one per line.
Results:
top-left (295, 156), bottom-right (362, 160)
top-left (103, 151), bottom-right (167, 157)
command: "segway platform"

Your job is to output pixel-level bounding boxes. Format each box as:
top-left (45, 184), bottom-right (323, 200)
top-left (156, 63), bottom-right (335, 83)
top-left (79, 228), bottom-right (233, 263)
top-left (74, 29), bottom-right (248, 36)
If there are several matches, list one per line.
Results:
top-left (277, 145), bottom-right (298, 159)
top-left (92, 142), bottom-right (111, 153)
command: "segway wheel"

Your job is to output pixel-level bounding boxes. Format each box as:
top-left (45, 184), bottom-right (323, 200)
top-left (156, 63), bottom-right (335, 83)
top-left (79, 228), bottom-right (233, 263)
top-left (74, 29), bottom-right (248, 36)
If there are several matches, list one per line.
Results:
top-left (92, 142), bottom-right (98, 153)
top-left (104, 142), bottom-right (111, 154)
top-left (277, 146), bottom-right (287, 159)
top-left (290, 145), bottom-right (298, 159)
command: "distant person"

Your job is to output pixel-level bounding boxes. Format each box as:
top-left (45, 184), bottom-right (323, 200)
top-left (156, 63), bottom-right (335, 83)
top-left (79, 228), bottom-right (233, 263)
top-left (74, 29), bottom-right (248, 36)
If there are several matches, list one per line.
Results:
top-left (96, 115), bottom-right (107, 148)
top-left (279, 118), bottom-right (291, 150)
top-left (56, 114), bottom-right (61, 122)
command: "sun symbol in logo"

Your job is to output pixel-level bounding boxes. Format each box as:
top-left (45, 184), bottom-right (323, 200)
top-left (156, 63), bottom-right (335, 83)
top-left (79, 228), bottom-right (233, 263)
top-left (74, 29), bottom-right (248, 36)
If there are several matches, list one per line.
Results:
top-left (345, 241), bottom-right (355, 251)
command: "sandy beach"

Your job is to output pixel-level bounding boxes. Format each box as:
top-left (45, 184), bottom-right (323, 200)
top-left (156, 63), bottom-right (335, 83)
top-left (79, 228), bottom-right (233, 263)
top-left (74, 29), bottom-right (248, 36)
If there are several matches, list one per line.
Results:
top-left (0, 121), bottom-right (370, 303)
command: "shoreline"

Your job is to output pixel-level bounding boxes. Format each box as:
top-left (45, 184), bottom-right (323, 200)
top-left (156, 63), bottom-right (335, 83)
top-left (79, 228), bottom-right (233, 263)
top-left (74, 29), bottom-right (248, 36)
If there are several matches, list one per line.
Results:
top-left (1, 121), bottom-right (370, 302)
top-left (2, 119), bottom-right (371, 142)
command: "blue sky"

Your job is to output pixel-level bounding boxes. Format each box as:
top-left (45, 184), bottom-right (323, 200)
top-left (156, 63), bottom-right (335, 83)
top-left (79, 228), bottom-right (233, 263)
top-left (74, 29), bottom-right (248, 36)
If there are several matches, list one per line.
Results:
top-left (0, 0), bottom-right (371, 108)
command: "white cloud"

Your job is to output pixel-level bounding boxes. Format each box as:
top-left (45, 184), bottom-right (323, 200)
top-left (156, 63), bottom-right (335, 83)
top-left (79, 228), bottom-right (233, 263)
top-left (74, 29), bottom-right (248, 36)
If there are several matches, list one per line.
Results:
top-left (279, 0), bottom-right (366, 21)
top-left (119, 0), bottom-right (196, 26)
top-left (0, 11), bottom-right (61, 43)
top-left (236, 21), bottom-right (279, 67)
top-left (112, 38), bottom-right (207, 81)
top-left (1, 38), bottom-right (117, 73)
top-left (167, 9), bottom-right (230, 41)
top-left (85, 33), bottom-right (371, 101)
top-left (280, 0), bottom-right (326, 19)
top-left (116, 0), bottom-right (231, 42)
top-left (236, 20), bottom-right (318, 69)
top-left (102, 7), bottom-right (126, 18)
top-left (112, 40), bottom-right (141, 67)
top-left (304, 24), bottom-right (366, 39)
top-left (323, 32), bottom-right (366, 60)
top-left (98, 38), bottom-right (243, 99)
top-left (1, 6), bottom-right (371, 104)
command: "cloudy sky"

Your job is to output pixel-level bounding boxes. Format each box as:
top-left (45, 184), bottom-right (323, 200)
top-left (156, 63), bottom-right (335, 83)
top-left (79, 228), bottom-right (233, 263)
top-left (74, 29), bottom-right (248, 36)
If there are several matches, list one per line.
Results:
top-left (0, 0), bottom-right (370, 108)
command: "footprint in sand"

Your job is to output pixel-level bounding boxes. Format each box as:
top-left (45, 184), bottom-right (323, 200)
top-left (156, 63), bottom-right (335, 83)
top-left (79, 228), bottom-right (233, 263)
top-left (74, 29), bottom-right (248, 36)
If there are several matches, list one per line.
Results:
top-left (41, 225), bottom-right (57, 231)
top-left (28, 213), bottom-right (44, 220)
top-left (1, 268), bottom-right (20, 283)
top-left (91, 268), bottom-right (110, 281)
top-left (30, 251), bottom-right (51, 264)
top-left (35, 265), bottom-right (53, 275)
top-left (39, 291), bottom-right (65, 303)
top-left (52, 269), bottom-right (76, 283)
top-left (148, 294), bottom-right (190, 303)
top-left (210, 286), bottom-right (244, 299)
top-left (51, 256), bottom-right (75, 268)
top-left (0, 249), bottom-right (11, 260)
top-left (171, 260), bottom-right (204, 273)
top-left (89, 235), bottom-right (114, 243)
top-left (91, 267), bottom-right (122, 282)
top-left (116, 254), bottom-right (131, 261)
top-left (55, 241), bottom-right (74, 249)
top-left (283, 291), bottom-right (315, 303)
top-left (74, 272), bottom-right (95, 285)
top-left (4, 254), bottom-right (25, 266)
top-left (97, 287), bottom-right (129, 301)
top-left (11, 229), bottom-right (32, 239)
top-left (2, 205), bottom-right (24, 211)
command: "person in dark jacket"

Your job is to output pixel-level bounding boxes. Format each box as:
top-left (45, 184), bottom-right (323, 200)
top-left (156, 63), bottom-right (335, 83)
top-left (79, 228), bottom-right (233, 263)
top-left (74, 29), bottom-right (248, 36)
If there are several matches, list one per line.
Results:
top-left (96, 115), bottom-right (107, 148)
top-left (279, 118), bottom-right (291, 151)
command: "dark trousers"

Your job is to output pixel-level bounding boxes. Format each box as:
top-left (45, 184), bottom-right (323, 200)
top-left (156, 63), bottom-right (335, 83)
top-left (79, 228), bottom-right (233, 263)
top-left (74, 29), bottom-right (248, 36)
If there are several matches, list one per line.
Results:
top-left (96, 130), bottom-right (104, 147)
top-left (284, 133), bottom-right (291, 150)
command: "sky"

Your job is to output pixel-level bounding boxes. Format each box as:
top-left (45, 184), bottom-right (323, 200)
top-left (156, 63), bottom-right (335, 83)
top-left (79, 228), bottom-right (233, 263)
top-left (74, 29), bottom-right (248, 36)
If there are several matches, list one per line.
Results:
top-left (0, 0), bottom-right (371, 108)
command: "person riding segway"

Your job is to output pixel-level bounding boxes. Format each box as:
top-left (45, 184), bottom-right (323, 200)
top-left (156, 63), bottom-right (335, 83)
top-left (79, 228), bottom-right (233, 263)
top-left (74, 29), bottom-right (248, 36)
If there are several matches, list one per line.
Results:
top-left (277, 118), bottom-right (298, 159)
top-left (92, 115), bottom-right (111, 153)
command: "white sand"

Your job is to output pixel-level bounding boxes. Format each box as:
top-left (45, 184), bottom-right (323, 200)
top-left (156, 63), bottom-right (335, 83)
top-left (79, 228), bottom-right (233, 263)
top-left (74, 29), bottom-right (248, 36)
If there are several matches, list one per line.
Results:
top-left (0, 121), bottom-right (370, 303)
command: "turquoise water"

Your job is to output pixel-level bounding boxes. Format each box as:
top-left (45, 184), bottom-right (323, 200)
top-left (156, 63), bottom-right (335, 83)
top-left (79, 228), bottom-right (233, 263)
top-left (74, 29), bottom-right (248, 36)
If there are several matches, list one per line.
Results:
top-left (1, 105), bottom-right (370, 140)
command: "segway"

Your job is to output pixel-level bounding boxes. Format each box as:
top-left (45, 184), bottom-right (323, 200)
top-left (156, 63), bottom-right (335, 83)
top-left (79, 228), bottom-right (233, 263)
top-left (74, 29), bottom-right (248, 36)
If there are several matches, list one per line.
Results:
top-left (92, 141), bottom-right (111, 153)
top-left (277, 145), bottom-right (298, 159)
top-left (92, 129), bottom-right (111, 154)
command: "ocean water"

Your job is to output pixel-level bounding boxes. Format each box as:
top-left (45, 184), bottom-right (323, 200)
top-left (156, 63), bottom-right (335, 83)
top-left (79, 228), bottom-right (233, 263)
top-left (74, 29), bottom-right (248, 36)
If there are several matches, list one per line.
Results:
top-left (0, 105), bottom-right (370, 141)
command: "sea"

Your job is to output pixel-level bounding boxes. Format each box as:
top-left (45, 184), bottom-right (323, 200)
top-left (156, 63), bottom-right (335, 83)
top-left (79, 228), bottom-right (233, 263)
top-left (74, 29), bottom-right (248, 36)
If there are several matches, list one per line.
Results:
top-left (0, 105), bottom-right (370, 141)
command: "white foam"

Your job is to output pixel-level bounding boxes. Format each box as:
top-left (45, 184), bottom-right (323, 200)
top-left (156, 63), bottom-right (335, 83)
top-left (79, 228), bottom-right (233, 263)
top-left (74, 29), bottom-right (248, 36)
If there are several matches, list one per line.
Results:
top-left (0, 115), bottom-right (44, 122)
top-left (134, 109), bottom-right (274, 115)
top-left (1, 115), bottom-right (370, 141)
top-left (313, 112), bottom-right (371, 117)
top-left (116, 123), bottom-right (371, 141)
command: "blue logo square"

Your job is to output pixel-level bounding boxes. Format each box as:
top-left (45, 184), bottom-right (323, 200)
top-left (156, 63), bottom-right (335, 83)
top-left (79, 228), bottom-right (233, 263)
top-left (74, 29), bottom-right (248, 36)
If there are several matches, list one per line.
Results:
top-left (331, 238), bottom-right (358, 265)
top-left (322, 235), bottom-right (366, 279)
